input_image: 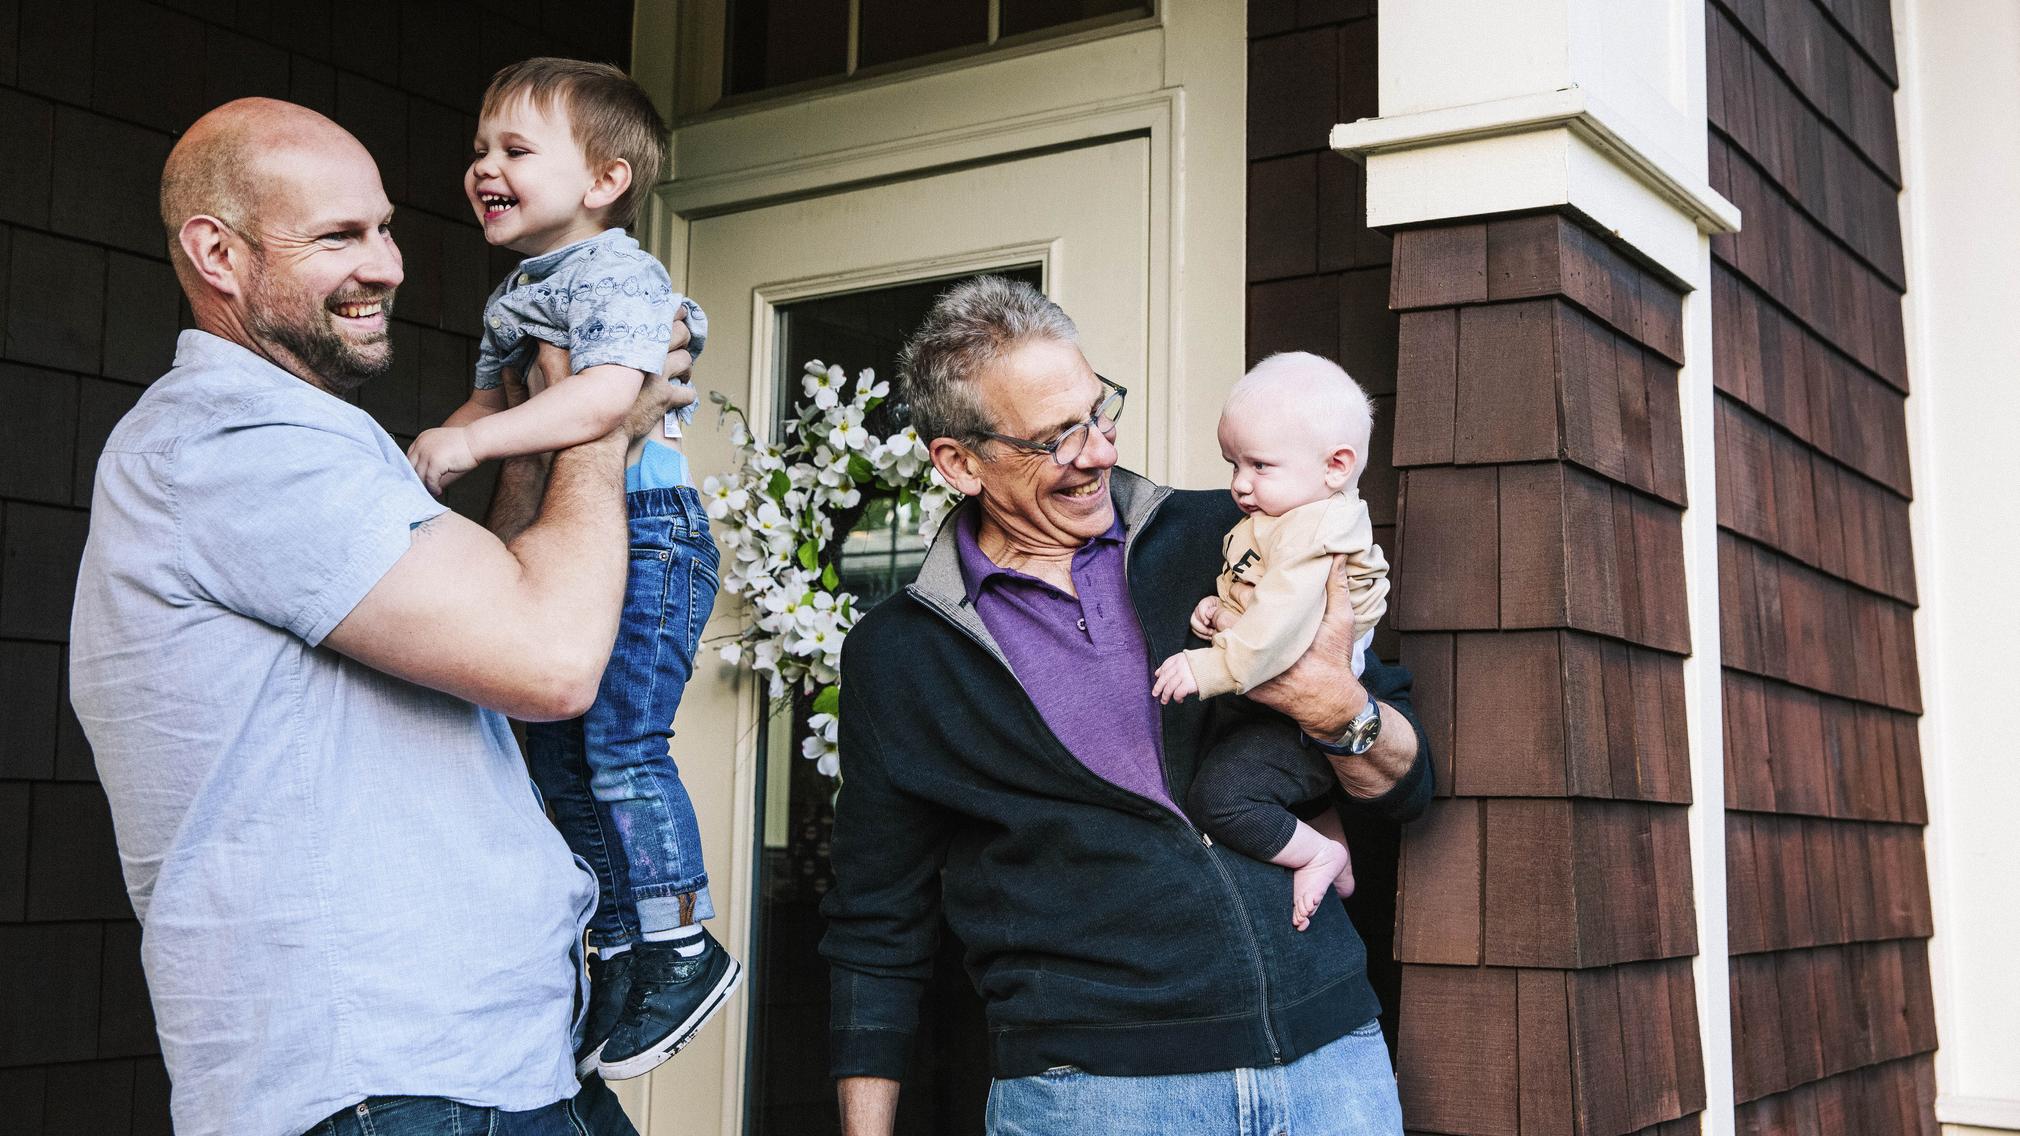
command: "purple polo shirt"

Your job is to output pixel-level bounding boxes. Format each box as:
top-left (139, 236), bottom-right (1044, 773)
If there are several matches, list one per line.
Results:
top-left (954, 510), bottom-right (1182, 815)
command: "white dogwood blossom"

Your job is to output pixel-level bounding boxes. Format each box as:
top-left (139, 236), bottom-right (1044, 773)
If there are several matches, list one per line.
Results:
top-left (707, 361), bottom-right (960, 775)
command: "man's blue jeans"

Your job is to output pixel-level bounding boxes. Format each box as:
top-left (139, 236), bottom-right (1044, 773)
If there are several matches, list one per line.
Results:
top-left (526, 487), bottom-right (719, 948)
top-left (303, 1076), bottom-right (638, 1135)
top-left (985, 1020), bottom-right (1404, 1136)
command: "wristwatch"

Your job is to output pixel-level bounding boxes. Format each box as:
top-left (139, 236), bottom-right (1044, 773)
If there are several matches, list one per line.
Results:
top-left (1315, 697), bottom-right (1383, 756)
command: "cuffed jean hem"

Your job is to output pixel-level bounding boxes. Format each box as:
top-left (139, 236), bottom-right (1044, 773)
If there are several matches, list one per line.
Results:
top-left (636, 885), bottom-right (715, 933)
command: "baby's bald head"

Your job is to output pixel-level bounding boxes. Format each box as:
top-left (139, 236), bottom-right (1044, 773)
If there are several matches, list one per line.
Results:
top-left (1224, 352), bottom-right (1374, 480)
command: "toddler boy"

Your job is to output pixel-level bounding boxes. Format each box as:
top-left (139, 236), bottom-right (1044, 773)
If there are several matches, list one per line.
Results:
top-left (409, 57), bottom-right (739, 1082)
top-left (1151, 352), bottom-right (1390, 930)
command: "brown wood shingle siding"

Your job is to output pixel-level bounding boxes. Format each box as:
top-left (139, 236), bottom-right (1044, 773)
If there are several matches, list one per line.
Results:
top-left (1386, 213), bottom-right (1705, 1135)
top-left (1708, 0), bottom-right (1937, 1130)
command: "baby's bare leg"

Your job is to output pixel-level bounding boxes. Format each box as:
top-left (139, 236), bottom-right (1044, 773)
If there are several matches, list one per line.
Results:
top-left (1270, 821), bottom-right (1350, 932)
top-left (1307, 807), bottom-right (1356, 899)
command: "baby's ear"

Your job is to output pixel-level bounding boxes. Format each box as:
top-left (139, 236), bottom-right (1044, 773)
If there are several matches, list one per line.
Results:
top-left (1324, 443), bottom-right (1359, 489)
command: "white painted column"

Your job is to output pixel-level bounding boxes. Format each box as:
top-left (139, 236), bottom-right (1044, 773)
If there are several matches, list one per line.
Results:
top-left (1896, 2), bottom-right (2020, 1132)
top-left (1336, 2), bottom-right (1741, 1130)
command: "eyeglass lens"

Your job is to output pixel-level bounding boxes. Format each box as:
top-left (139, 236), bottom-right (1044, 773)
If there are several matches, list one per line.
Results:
top-left (1050, 390), bottom-right (1126, 466)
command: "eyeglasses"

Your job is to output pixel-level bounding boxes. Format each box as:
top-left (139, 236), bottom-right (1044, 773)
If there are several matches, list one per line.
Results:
top-left (972, 375), bottom-right (1127, 466)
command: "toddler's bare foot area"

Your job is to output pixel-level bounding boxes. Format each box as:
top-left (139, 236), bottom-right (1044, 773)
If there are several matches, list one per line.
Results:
top-left (1290, 839), bottom-right (1350, 931)
top-left (1332, 858), bottom-right (1356, 900)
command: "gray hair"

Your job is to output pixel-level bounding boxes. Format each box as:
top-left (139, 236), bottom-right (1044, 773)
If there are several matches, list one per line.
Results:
top-left (896, 275), bottom-right (1078, 442)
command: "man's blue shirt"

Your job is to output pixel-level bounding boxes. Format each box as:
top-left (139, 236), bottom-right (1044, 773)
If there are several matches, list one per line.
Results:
top-left (70, 331), bottom-right (596, 1136)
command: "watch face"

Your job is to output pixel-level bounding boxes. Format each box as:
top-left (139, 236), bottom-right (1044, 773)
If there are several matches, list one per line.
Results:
top-left (1347, 702), bottom-right (1381, 754)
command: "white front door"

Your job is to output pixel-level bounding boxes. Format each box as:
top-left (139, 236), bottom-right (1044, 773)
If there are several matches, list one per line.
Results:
top-left (626, 138), bottom-right (1153, 1132)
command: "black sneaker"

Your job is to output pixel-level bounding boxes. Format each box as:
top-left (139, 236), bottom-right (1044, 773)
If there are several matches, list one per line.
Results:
top-left (594, 930), bottom-right (744, 1080)
top-left (577, 948), bottom-right (636, 1077)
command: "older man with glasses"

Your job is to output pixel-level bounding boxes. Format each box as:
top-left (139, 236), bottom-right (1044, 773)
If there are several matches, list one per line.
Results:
top-left (820, 276), bottom-right (1434, 1136)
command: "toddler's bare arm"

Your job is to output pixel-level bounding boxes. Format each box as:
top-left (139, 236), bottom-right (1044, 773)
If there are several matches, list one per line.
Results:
top-left (409, 364), bottom-right (646, 495)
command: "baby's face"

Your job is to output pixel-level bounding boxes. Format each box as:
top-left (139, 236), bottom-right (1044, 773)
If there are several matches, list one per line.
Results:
top-left (465, 96), bottom-right (604, 256)
top-left (1218, 413), bottom-right (1339, 518)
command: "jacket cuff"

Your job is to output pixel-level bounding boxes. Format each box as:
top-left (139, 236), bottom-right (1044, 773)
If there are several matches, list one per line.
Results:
top-left (831, 1027), bottom-right (916, 1080)
top-left (1351, 705), bottom-right (1434, 822)
top-left (1185, 647), bottom-right (1240, 698)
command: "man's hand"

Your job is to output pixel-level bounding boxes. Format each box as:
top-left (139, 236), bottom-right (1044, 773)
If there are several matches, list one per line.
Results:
top-left (1248, 554), bottom-right (1419, 799)
top-left (408, 426), bottom-right (478, 496)
top-left (620, 367), bottom-right (683, 441)
top-left (664, 302), bottom-right (696, 379)
top-left (1189, 595), bottom-right (1224, 640)
top-left (515, 305), bottom-right (693, 402)
top-left (1152, 652), bottom-right (1200, 704)
top-left (1246, 554), bottom-right (1368, 737)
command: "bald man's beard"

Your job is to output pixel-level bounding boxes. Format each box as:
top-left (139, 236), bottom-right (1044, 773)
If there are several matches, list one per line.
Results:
top-left (243, 256), bottom-right (397, 393)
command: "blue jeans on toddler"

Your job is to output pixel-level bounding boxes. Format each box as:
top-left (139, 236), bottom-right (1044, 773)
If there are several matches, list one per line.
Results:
top-left (984, 1019), bottom-right (1403, 1136)
top-left (527, 486), bottom-right (719, 949)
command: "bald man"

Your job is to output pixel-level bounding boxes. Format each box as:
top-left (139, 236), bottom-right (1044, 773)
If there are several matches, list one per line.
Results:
top-left (70, 99), bottom-right (678, 1136)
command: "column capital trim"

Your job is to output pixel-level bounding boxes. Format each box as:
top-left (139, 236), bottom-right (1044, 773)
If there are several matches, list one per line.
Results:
top-left (1331, 86), bottom-right (1743, 236)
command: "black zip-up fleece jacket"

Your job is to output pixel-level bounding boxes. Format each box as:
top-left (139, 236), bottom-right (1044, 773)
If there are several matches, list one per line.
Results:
top-left (820, 469), bottom-right (1434, 1081)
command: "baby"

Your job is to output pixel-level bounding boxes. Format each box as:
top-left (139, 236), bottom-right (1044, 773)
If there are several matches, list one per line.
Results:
top-left (1151, 351), bottom-right (1390, 930)
top-left (408, 58), bottom-right (739, 1082)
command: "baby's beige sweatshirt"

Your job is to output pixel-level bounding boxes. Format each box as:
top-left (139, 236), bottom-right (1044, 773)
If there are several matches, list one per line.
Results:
top-left (1183, 490), bottom-right (1390, 698)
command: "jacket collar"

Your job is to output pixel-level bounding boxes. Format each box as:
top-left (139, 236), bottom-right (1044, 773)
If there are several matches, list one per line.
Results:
top-left (904, 468), bottom-right (1172, 662)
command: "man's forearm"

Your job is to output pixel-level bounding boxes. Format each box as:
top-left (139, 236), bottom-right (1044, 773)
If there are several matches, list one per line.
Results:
top-left (485, 452), bottom-right (550, 544)
top-left (496, 434), bottom-right (630, 701)
top-left (838, 1076), bottom-right (900, 1136)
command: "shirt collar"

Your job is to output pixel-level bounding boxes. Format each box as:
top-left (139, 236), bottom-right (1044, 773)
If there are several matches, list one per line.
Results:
top-left (953, 506), bottom-right (1126, 605)
top-left (514, 227), bottom-right (629, 280)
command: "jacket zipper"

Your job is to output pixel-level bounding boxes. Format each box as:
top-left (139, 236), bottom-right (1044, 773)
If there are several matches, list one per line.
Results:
top-left (1118, 508), bottom-right (1284, 1066)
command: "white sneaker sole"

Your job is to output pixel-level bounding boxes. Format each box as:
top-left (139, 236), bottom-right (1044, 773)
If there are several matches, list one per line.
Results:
top-left (595, 958), bottom-right (744, 1081)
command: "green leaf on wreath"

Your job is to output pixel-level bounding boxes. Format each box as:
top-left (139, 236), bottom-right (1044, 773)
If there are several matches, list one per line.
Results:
top-left (847, 455), bottom-right (874, 484)
top-left (796, 540), bottom-right (818, 570)
top-left (812, 685), bottom-right (841, 717)
top-left (821, 563), bottom-right (839, 590)
top-left (767, 470), bottom-right (791, 500)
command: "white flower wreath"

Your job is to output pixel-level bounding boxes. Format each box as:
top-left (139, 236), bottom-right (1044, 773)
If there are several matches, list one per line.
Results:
top-left (704, 360), bottom-right (960, 775)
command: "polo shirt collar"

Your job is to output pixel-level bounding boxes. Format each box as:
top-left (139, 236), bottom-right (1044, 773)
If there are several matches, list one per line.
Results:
top-left (954, 506), bottom-right (1126, 605)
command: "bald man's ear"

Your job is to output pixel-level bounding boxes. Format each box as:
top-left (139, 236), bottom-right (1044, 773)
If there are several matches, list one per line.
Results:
top-left (178, 215), bottom-right (250, 299)
top-left (929, 436), bottom-right (986, 498)
top-left (582, 159), bottom-right (633, 216)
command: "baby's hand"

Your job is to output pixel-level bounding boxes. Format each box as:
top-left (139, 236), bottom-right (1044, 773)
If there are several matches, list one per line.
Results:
top-left (408, 427), bottom-right (478, 496)
top-left (1152, 653), bottom-right (1200, 704)
top-left (1189, 596), bottom-right (1223, 640)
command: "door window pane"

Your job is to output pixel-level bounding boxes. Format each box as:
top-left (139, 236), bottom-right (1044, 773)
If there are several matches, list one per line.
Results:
top-left (726, 0), bottom-right (851, 96)
top-left (1000, 0), bottom-right (1150, 39)
top-left (747, 265), bottom-right (1043, 1136)
top-left (857, 0), bottom-right (989, 69)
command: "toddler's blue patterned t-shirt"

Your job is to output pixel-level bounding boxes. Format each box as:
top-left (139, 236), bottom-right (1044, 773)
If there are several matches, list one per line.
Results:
top-left (474, 228), bottom-right (706, 422)
top-left (474, 228), bottom-right (709, 489)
